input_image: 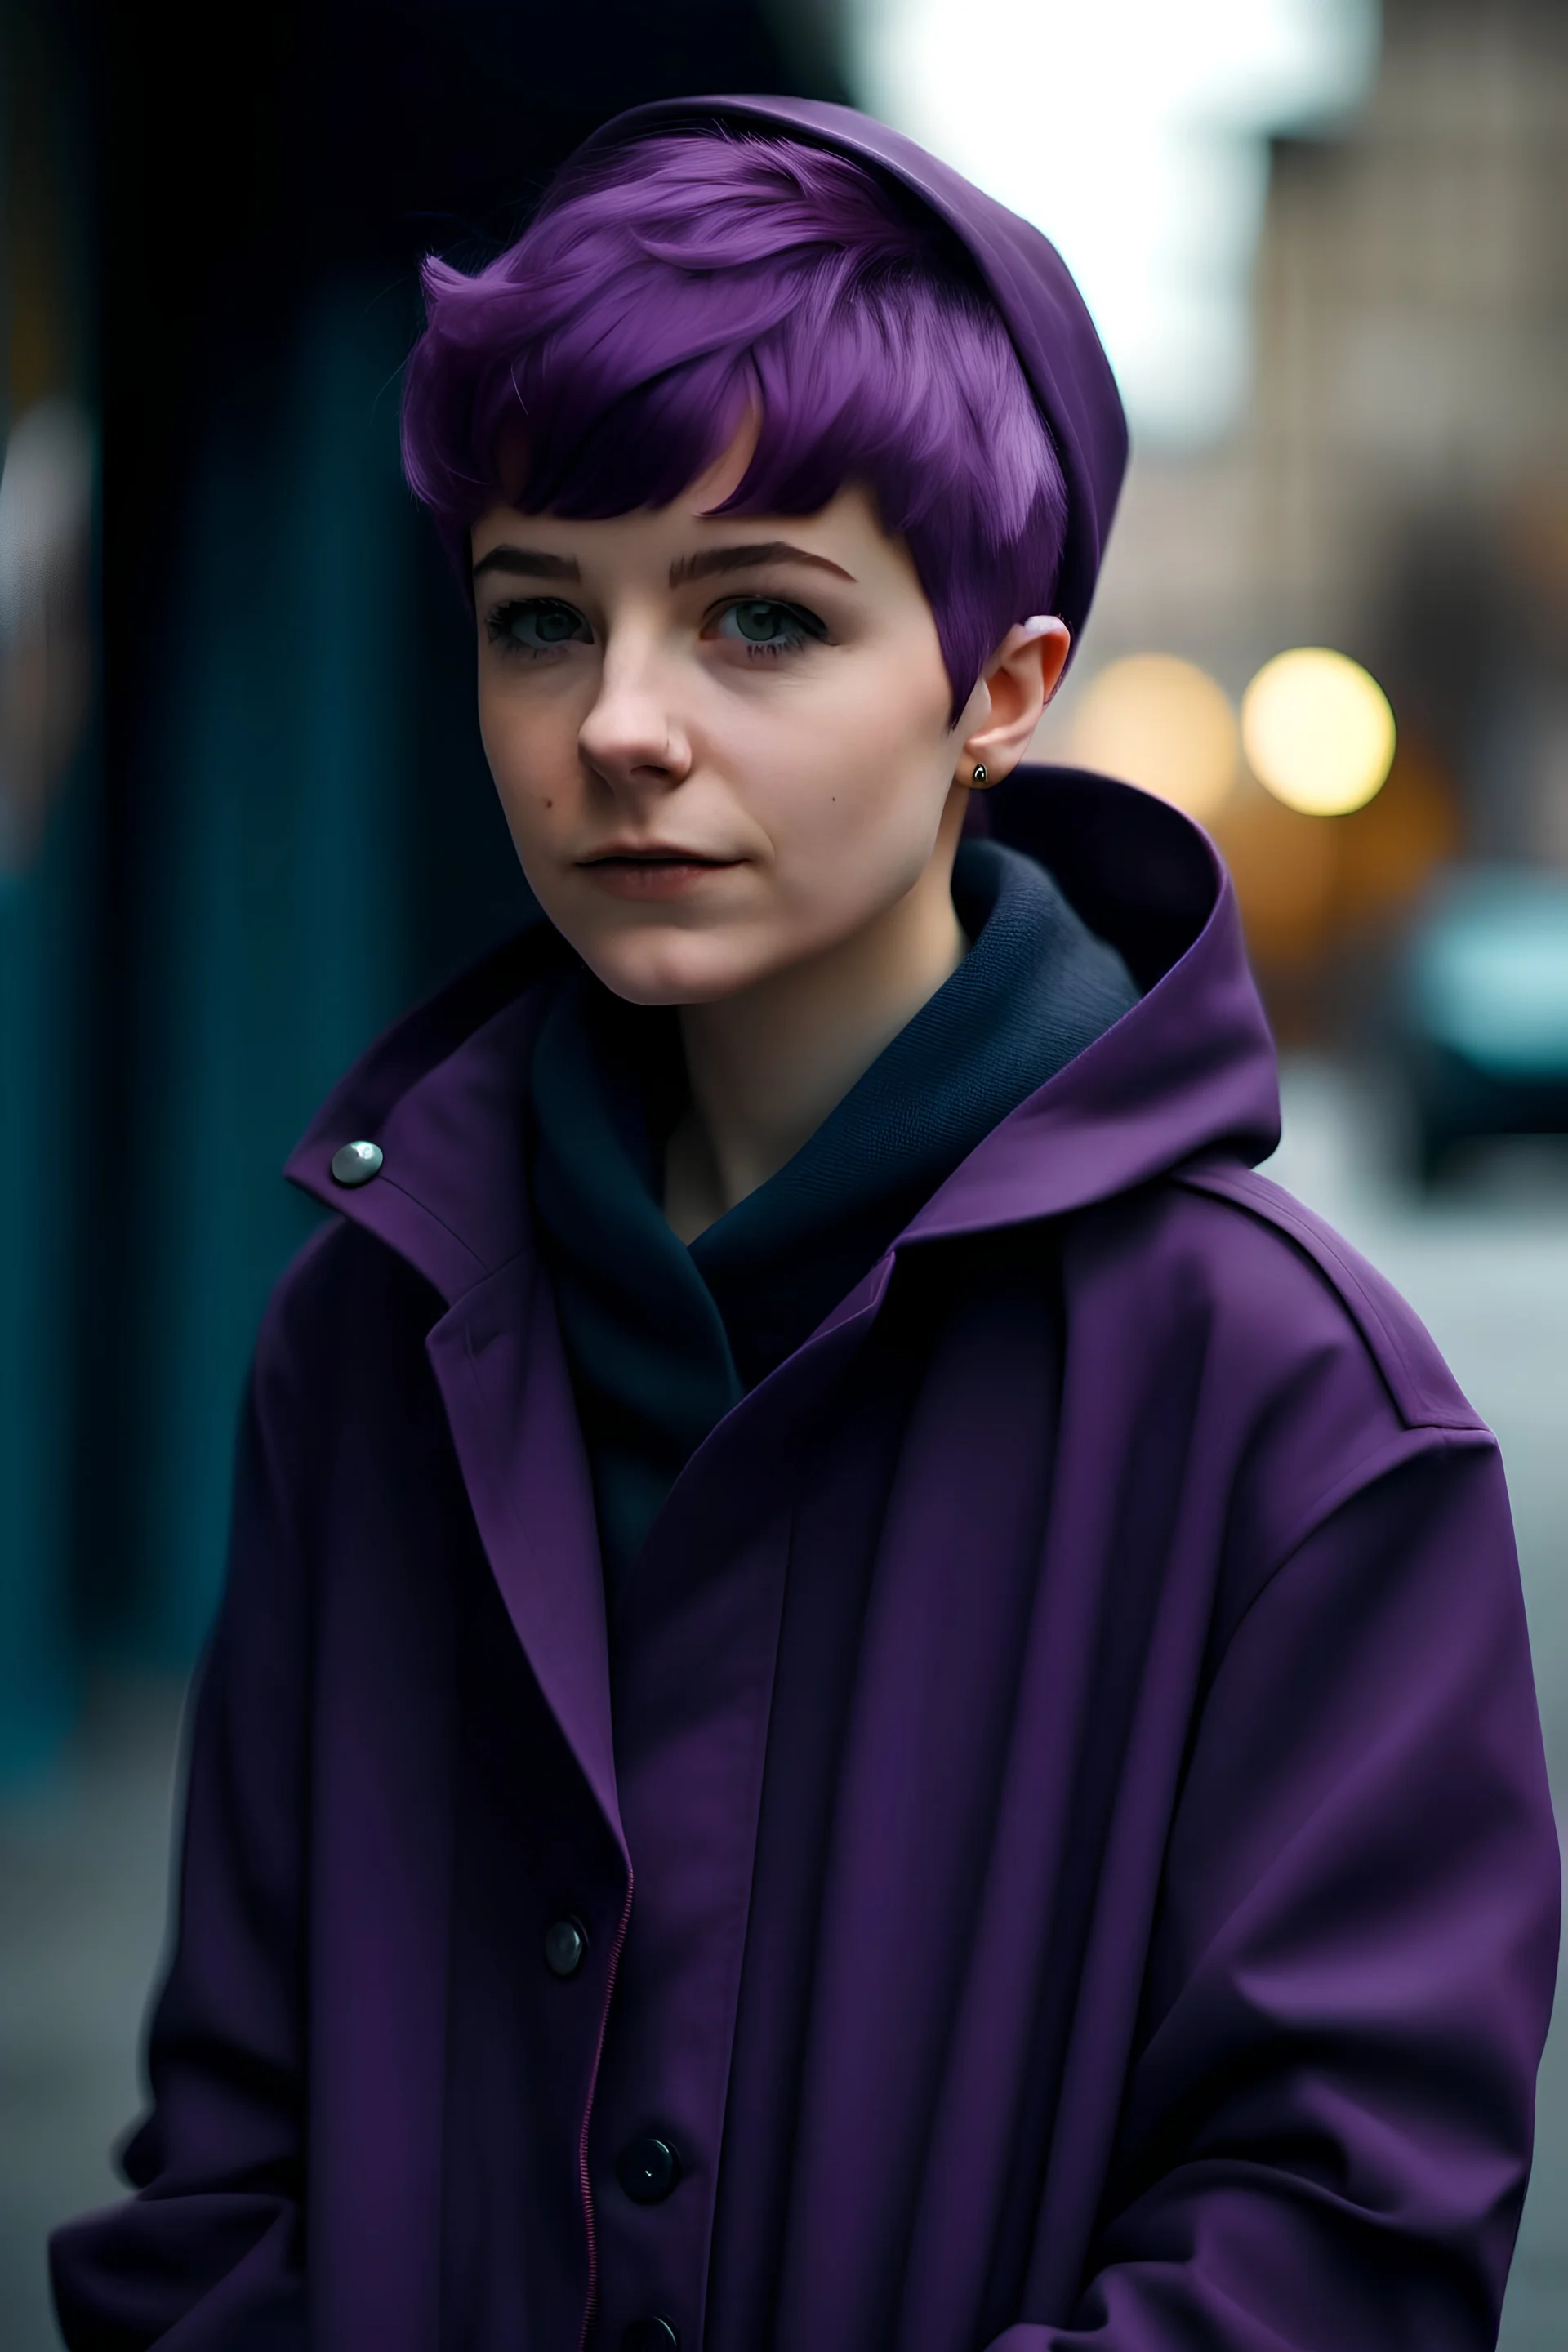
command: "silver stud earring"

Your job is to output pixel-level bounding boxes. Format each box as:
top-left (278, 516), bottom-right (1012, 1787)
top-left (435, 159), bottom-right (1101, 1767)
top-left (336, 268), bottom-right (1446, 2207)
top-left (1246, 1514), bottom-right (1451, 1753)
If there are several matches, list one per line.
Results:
top-left (971, 762), bottom-right (988, 786)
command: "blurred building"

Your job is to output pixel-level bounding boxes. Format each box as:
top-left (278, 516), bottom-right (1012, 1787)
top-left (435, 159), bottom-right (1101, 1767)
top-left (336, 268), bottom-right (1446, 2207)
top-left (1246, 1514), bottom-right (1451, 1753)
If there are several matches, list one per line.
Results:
top-left (1022, 0), bottom-right (1566, 1035)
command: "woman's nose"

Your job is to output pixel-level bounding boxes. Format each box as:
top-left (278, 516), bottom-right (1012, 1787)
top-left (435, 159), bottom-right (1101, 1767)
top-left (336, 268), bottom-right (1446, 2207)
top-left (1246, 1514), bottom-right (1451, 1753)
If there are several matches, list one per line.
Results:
top-left (577, 642), bottom-right (693, 795)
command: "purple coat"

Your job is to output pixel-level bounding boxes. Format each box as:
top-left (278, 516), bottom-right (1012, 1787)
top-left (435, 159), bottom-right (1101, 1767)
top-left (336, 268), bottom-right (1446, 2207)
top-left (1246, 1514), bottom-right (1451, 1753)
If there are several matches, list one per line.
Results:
top-left (51, 770), bottom-right (1557, 2350)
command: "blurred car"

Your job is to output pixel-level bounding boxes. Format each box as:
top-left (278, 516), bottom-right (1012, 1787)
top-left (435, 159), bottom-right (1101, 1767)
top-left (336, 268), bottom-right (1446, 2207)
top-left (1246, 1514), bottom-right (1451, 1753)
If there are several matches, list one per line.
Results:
top-left (1396, 866), bottom-right (1568, 1183)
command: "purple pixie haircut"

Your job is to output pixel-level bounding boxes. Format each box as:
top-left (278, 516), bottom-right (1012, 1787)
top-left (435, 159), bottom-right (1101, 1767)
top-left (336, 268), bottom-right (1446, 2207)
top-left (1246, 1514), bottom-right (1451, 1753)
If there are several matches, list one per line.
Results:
top-left (400, 129), bottom-right (1069, 725)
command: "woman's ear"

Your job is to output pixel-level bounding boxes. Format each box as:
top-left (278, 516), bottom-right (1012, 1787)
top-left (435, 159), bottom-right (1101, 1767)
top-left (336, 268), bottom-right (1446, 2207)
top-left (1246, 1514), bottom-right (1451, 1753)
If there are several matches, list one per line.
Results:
top-left (957, 617), bottom-right (1071, 787)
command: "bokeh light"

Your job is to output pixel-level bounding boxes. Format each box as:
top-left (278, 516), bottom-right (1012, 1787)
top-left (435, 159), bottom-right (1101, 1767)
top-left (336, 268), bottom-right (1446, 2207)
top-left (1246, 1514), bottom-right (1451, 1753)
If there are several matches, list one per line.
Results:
top-left (1068, 653), bottom-right (1239, 821)
top-left (1241, 648), bottom-right (1396, 817)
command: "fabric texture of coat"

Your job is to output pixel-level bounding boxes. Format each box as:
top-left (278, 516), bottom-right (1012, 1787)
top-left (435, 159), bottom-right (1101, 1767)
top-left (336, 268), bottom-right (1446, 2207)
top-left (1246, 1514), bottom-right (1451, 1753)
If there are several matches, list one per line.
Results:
top-left (51, 768), bottom-right (1559, 2351)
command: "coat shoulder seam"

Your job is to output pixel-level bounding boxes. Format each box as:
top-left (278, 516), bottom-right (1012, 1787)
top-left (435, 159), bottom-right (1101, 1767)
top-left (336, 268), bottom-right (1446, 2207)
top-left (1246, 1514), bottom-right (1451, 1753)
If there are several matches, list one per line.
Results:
top-left (1169, 1160), bottom-right (1487, 1436)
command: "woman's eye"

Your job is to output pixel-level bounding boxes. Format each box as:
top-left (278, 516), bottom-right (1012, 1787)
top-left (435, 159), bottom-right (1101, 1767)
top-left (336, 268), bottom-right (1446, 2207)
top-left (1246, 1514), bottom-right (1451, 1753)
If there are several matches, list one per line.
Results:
top-left (713, 598), bottom-right (826, 657)
top-left (485, 598), bottom-right (592, 657)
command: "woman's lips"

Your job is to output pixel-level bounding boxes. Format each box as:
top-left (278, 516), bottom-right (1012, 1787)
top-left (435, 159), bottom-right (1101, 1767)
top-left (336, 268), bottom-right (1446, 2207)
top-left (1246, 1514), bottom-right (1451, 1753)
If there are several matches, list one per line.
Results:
top-left (579, 853), bottom-right (742, 902)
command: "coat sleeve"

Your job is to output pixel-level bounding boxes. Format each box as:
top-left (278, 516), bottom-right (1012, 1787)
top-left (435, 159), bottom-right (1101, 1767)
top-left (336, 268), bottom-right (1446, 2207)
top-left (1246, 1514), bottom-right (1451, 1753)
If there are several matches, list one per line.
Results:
top-left (1001, 1429), bottom-right (1560, 2350)
top-left (50, 1307), bottom-right (314, 2349)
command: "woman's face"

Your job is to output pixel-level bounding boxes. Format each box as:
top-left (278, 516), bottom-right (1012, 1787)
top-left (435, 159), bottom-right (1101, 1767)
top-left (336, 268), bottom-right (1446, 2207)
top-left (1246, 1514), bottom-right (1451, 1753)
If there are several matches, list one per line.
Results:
top-left (470, 430), bottom-right (993, 1007)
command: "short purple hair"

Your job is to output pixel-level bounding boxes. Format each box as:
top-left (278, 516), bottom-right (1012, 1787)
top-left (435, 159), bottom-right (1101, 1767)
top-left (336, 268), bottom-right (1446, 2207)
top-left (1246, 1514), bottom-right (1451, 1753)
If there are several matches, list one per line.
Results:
top-left (401, 129), bottom-right (1069, 724)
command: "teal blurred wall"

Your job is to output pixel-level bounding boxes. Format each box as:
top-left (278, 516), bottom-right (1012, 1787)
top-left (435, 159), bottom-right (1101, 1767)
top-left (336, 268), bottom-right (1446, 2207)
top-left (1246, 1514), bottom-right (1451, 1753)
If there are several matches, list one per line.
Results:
top-left (1, 287), bottom-right (425, 1748)
top-left (0, 750), bottom-right (90, 1771)
top-left (123, 293), bottom-right (417, 1660)
top-left (0, 0), bottom-right (95, 1774)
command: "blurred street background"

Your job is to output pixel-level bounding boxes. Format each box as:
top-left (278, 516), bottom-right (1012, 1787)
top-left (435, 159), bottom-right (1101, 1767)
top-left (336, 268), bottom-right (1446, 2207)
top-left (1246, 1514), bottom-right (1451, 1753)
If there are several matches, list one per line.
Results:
top-left (2, 2), bottom-right (1565, 2345)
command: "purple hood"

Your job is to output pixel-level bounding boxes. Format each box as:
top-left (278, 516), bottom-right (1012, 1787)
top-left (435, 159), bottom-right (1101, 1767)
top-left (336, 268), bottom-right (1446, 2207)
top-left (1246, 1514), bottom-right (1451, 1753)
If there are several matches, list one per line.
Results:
top-left (284, 770), bottom-right (1276, 1287)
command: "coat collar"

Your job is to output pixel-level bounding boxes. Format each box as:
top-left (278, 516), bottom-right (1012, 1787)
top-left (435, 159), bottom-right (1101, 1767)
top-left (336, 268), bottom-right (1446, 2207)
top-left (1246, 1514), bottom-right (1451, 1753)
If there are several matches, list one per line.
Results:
top-left (283, 767), bottom-right (1279, 1290)
top-left (286, 919), bottom-right (564, 1306)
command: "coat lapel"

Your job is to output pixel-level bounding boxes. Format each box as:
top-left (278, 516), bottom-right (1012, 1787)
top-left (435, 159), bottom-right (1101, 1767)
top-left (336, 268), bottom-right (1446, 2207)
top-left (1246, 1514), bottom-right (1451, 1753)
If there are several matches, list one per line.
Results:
top-left (287, 983), bottom-right (625, 1855)
top-left (426, 1249), bottom-right (624, 1851)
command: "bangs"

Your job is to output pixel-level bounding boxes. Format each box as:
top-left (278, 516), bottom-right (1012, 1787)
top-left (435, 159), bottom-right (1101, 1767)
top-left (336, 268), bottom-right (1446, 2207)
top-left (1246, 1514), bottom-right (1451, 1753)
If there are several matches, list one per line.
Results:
top-left (402, 131), bottom-right (1068, 724)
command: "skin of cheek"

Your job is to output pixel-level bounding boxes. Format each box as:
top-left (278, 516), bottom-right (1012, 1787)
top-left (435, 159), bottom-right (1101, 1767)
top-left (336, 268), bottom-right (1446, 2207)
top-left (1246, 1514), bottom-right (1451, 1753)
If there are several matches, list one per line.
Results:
top-left (479, 597), bottom-right (970, 1009)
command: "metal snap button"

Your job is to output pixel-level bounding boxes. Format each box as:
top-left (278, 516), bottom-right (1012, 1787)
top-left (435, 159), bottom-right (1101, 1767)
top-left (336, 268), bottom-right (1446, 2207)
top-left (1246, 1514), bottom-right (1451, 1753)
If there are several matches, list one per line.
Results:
top-left (616, 2136), bottom-right (679, 2205)
top-left (543, 1917), bottom-right (587, 1978)
top-left (330, 1140), bottom-right (383, 1187)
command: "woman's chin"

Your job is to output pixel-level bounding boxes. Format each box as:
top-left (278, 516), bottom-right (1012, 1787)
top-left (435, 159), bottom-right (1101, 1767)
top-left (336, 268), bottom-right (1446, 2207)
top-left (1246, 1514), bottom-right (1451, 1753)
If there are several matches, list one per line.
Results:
top-left (576, 930), bottom-right (767, 1009)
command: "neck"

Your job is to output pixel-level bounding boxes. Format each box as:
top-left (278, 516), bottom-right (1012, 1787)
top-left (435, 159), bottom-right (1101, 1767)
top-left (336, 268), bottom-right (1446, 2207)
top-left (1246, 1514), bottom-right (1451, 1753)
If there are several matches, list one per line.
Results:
top-left (665, 823), bottom-right (969, 1244)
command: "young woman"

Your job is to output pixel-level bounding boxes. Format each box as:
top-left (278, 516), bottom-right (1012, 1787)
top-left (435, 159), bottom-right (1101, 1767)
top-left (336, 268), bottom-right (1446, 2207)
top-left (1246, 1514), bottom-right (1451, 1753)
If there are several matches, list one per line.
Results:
top-left (53, 96), bottom-right (1557, 2352)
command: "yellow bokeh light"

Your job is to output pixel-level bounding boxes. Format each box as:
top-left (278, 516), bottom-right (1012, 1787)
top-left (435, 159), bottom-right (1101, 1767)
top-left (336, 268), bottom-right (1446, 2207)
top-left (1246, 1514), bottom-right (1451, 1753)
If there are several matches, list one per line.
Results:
top-left (1241, 648), bottom-right (1396, 817)
top-left (1067, 654), bottom-right (1239, 822)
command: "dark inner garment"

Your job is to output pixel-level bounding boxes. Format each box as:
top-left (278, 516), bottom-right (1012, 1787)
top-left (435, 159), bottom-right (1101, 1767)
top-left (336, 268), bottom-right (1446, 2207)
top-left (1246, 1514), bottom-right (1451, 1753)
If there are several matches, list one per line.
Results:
top-left (528, 836), bottom-right (1140, 1594)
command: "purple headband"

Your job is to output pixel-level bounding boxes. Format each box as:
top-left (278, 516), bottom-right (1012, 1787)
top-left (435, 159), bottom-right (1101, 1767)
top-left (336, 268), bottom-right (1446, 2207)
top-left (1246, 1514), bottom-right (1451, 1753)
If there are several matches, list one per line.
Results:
top-left (564, 95), bottom-right (1129, 649)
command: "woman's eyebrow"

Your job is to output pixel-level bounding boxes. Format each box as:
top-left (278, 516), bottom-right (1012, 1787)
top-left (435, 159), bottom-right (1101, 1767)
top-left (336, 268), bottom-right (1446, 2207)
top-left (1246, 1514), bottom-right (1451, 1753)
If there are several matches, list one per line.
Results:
top-left (669, 541), bottom-right (857, 586)
top-left (471, 546), bottom-right (581, 584)
top-left (470, 540), bottom-right (858, 588)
